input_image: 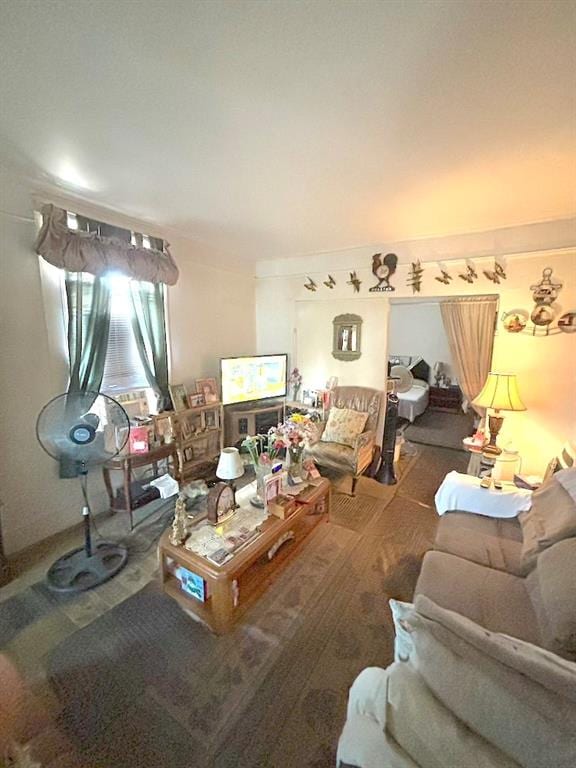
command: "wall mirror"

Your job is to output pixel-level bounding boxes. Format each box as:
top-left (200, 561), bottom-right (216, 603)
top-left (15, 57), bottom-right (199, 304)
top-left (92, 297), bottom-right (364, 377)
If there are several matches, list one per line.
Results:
top-left (332, 314), bottom-right (362, 361)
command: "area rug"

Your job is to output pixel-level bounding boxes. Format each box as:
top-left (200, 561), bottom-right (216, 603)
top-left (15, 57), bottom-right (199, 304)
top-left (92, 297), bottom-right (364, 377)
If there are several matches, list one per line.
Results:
top-left (45, 446), bottom-right (463, 768)
top-left (403, 409), bottom-right (475, 451)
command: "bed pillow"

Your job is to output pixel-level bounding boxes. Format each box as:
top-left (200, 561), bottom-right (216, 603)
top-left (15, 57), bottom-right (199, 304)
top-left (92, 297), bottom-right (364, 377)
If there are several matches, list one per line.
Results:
top-left (321, 407), bottom-right (368, 448)
top-left (518, 468), bottom-right (576, 572)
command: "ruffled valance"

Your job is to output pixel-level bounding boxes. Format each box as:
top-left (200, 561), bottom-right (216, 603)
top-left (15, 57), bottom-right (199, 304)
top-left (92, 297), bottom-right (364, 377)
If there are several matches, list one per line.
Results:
top-left (35, 204), bottom-right (179, 285)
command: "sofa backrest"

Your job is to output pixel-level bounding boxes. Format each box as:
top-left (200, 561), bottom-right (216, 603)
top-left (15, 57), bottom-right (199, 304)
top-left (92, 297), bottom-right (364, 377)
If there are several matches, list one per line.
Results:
top-left (330, 386), bottom-right (382, 433)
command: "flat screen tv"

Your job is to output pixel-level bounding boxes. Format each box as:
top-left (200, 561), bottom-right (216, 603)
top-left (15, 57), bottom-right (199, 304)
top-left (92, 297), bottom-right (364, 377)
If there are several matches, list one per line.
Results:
top-left (220, 354), bottom-right (287, 406)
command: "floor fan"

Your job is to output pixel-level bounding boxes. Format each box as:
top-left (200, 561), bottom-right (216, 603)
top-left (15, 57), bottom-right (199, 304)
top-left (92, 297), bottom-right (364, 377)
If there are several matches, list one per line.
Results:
top-left (36, 391), bottom-right (130, 593)
top-left (375, 365), bottom-right (413, 485)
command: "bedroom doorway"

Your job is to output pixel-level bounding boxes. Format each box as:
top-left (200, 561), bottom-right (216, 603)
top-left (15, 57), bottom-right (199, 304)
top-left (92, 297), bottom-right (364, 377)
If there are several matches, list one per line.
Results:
top-left (388, 296), bottom-right (481, 452)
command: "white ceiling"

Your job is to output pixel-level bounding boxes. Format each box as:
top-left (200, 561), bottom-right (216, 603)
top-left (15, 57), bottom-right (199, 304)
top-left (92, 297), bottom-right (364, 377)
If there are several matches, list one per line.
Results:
top-left (1, 0), bottom-right (575, 261)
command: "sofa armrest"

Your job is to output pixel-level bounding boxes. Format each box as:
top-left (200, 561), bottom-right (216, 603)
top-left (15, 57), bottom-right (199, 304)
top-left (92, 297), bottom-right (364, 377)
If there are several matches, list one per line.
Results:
top-left (355, 429), bottom-right (375, 457)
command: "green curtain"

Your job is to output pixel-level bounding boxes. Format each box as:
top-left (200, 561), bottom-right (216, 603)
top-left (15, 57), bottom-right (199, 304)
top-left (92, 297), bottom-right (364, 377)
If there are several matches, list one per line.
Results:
top-left (130, 281), bottom-right (171, 411)
top-left (65, 272), bottom-right (112, 394)
top-left (61, 272), bottom-right (112, 477)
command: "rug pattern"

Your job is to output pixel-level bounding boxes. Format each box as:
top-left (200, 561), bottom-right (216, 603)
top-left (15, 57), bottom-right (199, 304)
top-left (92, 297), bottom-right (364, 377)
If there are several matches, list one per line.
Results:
top-left (44, 446), bottom-right (467, 768)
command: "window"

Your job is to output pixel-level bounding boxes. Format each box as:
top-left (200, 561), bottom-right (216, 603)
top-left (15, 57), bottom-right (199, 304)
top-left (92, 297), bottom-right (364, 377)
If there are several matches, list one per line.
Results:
top-left (63, 211), bottom-right (158, 412)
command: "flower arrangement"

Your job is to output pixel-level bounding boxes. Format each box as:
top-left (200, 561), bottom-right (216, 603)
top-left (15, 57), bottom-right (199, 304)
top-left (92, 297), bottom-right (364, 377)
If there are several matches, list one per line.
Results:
top-left (241, 414), bottom-right (317, 468)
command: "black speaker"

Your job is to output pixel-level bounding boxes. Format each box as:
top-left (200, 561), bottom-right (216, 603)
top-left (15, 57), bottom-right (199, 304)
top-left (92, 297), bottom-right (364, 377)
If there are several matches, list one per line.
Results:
top-left (375, 392), bottom-right (399, 485)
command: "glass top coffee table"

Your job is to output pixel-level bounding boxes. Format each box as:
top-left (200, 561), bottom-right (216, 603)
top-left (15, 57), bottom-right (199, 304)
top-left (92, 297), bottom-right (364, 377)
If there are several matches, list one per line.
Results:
top-left (158, 477), bottom-right (330, 634)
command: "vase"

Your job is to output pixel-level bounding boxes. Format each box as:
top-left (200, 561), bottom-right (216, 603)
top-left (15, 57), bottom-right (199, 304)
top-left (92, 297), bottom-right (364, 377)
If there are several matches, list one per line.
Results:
top-left (287, 445), bottom-right (304, 480)
top-left (250, 463), bottom-right (269, 508)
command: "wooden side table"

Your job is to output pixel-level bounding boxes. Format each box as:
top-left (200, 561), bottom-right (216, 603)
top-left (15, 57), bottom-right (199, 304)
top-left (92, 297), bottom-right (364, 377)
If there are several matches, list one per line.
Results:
top-left (429, 385), bottom-right (462, 413)
top-left (102, 443), bottom-right (179, 530)
top-left (158, 478), bottom-right (330, 633)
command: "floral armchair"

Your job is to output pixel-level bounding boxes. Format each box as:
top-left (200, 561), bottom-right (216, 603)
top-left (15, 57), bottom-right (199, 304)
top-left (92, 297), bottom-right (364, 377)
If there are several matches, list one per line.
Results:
top-left (305, 386), bottom-right (382, 494)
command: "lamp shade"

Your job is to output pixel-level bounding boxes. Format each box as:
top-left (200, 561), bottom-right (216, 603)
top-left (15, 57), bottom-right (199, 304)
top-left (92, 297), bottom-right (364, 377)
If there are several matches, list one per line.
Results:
top-left (216, 447), bottom-right (245, 481)
top-left (472, 373), bottom-right (526, 412)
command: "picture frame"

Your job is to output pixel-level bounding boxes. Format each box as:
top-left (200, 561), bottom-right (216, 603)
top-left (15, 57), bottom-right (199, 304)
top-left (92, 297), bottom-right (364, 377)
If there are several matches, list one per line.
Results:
top-left (204, 408), bottom-right (218, 429)
top-left (180, 416), bottom-right (195, 440)
top-left (196, 378), bottom-right (219, 403)
top-left (188, 393), bottom-right (205, 408)
top-left (263, 472), bottom-right (283, 512)
top-left (169, 384), bottom-right (189, 412)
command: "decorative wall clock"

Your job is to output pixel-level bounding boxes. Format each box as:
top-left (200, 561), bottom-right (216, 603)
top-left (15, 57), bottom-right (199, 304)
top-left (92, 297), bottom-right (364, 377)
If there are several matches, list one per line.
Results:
top-left (369, 253), bottom-right (397, 292)
top-left (207, 482), bottom-right (236, 526)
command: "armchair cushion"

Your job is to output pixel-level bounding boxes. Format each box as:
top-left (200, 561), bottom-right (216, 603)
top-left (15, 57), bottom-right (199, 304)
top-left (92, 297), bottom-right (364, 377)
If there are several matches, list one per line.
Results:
top-left (306, 440), bottom-right (356, 473)
top-left (322, 407), bottom-right (368, 448)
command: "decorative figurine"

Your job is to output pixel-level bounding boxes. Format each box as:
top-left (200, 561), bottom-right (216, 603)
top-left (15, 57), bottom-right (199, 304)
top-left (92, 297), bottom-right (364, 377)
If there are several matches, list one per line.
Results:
top-left (529, 267), bottom-right (563, 335)
top-left (323, 274), bottom-right (336, 289)
top-left (369, 253), bottom-right (397, 292)
top-left (407, 260), bottom-right (424, 293)
top-left (347, 271), bottom-right (362, 292)
top-left (289, 367), bottom-right (303, 401)
top-left (304, 277), bottom-right (317, 292)
top-left (169, 494), bottom-right (188, 546)
top-left (458, 263), bottom-right (478, 283)
top-left (435, 268), bottom-right (452, 285)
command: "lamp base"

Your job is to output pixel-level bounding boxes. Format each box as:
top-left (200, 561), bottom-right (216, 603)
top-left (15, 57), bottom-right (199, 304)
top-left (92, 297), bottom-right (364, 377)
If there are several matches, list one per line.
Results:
top-left (484, 413), bottom-right (504, 456)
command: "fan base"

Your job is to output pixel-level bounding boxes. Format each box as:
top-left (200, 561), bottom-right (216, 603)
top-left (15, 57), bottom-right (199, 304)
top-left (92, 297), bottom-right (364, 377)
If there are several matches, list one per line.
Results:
top-left (46, 542), bottom-right (128, 593)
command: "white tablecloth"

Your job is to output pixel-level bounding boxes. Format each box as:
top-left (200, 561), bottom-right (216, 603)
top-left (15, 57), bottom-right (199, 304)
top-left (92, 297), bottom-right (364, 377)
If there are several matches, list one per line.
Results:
top-left (435, 470), bottom-right (533, 517)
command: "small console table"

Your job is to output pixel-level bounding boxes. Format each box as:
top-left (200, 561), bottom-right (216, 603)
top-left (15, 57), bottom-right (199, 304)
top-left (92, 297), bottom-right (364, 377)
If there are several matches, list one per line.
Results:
top-left (102, 443), bottom-right (179, 530)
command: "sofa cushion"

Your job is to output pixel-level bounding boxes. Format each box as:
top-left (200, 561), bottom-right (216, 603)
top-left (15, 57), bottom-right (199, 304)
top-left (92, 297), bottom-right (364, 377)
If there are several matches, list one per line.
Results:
top-left (528, 537), bottom-right (576, 661)
top-left (415, 550), bottom-right (540, 644)
top-left (434, 512), bottom-right (525, 575)
top-left (518, 468), bottom-right (576, 571)
top-left (410, 596), bottom-right (576, 768)
top-left (322, 407), bottom-right (368, 448)
top-left (386, 662), bottom-right (521, 768)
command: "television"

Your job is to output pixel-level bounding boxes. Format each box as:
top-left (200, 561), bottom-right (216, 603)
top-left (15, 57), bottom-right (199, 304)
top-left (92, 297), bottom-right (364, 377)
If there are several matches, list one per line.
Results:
top-left (220, 354), bottom-right (287, 406)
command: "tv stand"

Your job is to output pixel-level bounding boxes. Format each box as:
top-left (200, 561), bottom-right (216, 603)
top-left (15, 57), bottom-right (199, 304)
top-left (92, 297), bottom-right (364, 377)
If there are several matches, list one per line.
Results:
top-left (225, 400), bottom-right (285, 446)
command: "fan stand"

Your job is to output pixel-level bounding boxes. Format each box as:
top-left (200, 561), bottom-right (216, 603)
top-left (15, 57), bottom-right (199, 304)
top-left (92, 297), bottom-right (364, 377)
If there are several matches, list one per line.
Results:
top-left (46, 469), bottom-right (128, 593)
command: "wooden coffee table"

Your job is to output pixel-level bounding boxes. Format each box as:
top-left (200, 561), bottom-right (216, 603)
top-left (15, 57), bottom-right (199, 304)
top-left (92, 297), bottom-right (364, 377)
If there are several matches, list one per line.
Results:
top-left (158, 478), bottom-right (330, 634)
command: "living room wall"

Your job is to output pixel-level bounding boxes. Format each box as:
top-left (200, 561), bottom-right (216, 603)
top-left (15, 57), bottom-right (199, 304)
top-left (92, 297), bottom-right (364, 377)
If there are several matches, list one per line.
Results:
top-left (256, 220), bottom-right (576, 476)
top-left (0, 171), bottom-right (256, 555)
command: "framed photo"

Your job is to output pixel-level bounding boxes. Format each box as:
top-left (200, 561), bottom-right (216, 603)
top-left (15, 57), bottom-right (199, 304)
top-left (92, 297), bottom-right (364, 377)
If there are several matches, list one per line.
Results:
top-left (263, 472), bottom-right (283, 512)
top-left (169, 384), bottom-right (189, 412)
top-left (183, 447), bottom-right (194, 463)
top-left (180, 416), bottom-right (195, 440)
top-left (204, 409), bottom-right (218, 429)
top-left (188, 393), bottom-right (205, 408)
top-left (196, 378), bottom-right (219, 403)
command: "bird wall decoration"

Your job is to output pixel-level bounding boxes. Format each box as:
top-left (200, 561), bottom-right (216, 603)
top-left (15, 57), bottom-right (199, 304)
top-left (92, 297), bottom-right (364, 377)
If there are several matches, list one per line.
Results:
top-left (304, 277), bottom-right (317, 292)
top-left (435, 268), bottom-right (453, 285)
top-left (369, 253), bottom-right (398, 292)
top-left (323, 274), bottom-right (336, 289)
top-left (347, 271), bottom-right (361, 293)
top-left (458, 264), bottom-right (478, 284)
top-left (407, 260), bottom-right (424, 293)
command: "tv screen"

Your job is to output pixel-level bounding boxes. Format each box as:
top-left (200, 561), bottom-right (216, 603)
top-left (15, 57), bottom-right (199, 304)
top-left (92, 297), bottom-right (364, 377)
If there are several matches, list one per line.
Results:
top-left (220, 354), bottom-right (287, 406)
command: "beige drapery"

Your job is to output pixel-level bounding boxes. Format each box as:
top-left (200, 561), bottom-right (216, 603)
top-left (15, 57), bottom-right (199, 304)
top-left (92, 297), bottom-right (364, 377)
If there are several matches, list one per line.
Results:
top-left (440, 296), bottom-right (498, 415)
top-left (35, 204), bottom-right (179, 285)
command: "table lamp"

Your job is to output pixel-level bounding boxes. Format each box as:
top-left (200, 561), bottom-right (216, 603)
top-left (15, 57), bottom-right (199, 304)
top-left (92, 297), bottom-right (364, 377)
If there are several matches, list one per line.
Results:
top-left (472, 373), bottom-right (526, 456)
top-left (216, 447), bottom-right (245, 508)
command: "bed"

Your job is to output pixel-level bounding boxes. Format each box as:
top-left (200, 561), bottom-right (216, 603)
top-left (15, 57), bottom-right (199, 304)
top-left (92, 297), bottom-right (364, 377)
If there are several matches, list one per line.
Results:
top-left (389, 356), bottom-right (431, 423)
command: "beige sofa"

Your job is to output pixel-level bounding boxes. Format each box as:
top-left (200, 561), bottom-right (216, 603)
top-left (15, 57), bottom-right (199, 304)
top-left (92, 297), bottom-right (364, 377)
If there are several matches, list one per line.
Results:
top-left (337, 468), bottom-right (576, 768)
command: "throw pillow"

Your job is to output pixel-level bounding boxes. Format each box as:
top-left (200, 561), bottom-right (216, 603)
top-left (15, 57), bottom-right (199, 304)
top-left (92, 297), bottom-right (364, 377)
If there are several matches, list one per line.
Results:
top-left (389, 599), bottom-right (415, 662)
top-left (529, 537), bottom-right (576, 661)
top-left (321, 407), bottom-right (368, 448)
top-left (518, 468), bottom-right (576, 572)
top-left (410, 595), bottom-right (576, 768)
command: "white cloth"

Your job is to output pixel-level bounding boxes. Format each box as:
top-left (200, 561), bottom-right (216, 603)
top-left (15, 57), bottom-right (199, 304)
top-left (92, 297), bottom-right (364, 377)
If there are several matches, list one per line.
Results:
top-left (435, 471), bottom-right (533, 517)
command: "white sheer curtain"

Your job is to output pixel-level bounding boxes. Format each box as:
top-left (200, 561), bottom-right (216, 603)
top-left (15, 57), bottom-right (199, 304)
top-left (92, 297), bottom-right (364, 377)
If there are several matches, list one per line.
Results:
top-left (440, 296), bottom-right (498, 415)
